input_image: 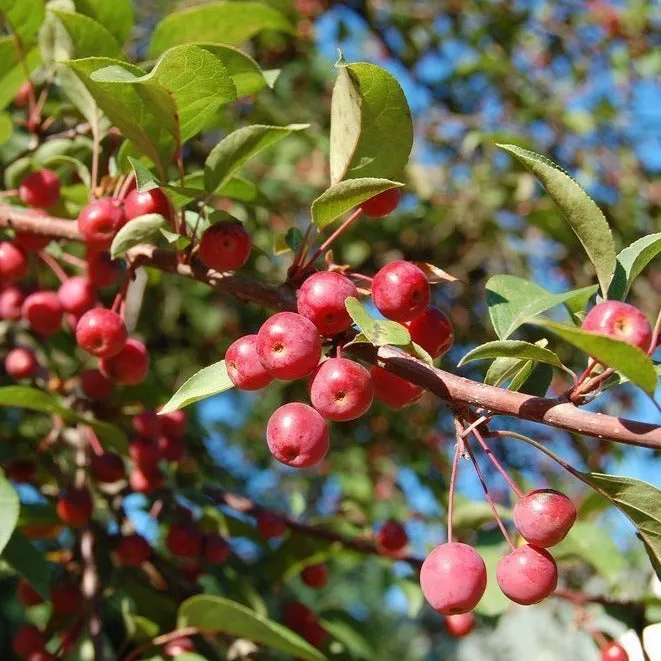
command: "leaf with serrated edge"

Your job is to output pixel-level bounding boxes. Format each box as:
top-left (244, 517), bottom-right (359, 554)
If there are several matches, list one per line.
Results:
top-left (459, 340), bottom-right (563, 368)
top-left (608, 232), bottom-right (661, 300)
top-left (110, 214), bottom-right (168, 259)
top-left (159, 361), bottom-right (234, 414)
top-left (497, 144), bottom-right (615, 296)
top-left (311, 178), bottom-right (403, 229)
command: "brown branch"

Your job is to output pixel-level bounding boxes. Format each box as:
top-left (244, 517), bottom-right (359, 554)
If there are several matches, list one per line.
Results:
top-left (1, 204), bottom-right (659, 449)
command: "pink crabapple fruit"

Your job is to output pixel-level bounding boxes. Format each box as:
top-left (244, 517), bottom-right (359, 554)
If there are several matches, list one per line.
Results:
top-left (225, 334), bottom-right (274, 390)
top-left (601, 642), bottom-right (629, 661)
top-left (77, 198), bottom-right (126, 249)
top-left (100, 338), bottom-right (149, 385)
top-left (80, 368), bottom-right (113, 400)
top-left (198, 222), bottom-right (252, 271)
top-left (129, 437), bottom-right (160, 471)
top-left (371, 260), bottom-right (430, 322)
top-left (256, 312), bottom-right (322, 381)
top-left (57, 276), bottom-right (96, 316)
top-left (159, 409), bottom-right (186, 439)
top-left (266, 402), bottom-right (329, 468)
top-left (0, 285), bottom-right (24, 320)
top-left (309, 357), bottom-right (374, 421)
top-left (301, 563), bottom-right (328, 588)
top-left (132, 410), bottom-right (162, 438)
top-left (56, 487), bottom-right (93, 528)
top-left (86, 249), bottom-right (121, 288)
top-left (22, 291), bottom-right (63, 335)
top-left (124, 187), bottom-right (173, 222)
top-left (129, 467), bottom-right (163, 494)
top-left (444, 612), bottom-right (476, 638)
top-left (159, 435), bottom-right (185, 462)
top-left (5, 348), bottom-right (38, 380)
top-left (420, 542), bottom-right (488, 615)
top-left (296, 271), bottom-right (358, 336)
top-left (404, 306), bottom-right (454, 359)
top-left (19, 169), bottom-right (60, 209)
top-left (256, 511), bottom-right (287, 540)
top-left (370, 365), bottom-right (424, 409)
top-left (376, 520), bottom-right (408, 552)
top-left (513, 489), bottom-right (577, 548)
top-left (496, 544), bottom-right (558, 605)
top-left (75, 308), bottom-right (127, 358)
top-left (581, 300), bottom-right (652, 352)
top-left (360, 187), bottom-right (402, 218)
top-left (0, 242), bottom-right (29, 280)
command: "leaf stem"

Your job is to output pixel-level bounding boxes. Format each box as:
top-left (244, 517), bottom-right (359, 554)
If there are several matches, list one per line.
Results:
top-left (303, 207), bottom-right (362, 268)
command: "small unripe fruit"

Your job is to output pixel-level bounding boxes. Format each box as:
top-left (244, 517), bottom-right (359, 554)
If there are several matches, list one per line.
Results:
top-left (309, 358), bottom-right (373, 421)
top-left (58, 276), bottom-right (96, 316)
top-left (445, 612), bottom-right (475, 638)
top-left (17, 579), bottom-right (43, 607)
top-left (0, 242), bottom-right (29, 280)
top-left (75, 308), bottom-right (127, 358)
top-left (132, 410), bottom-right (162, 439)
top-left (582, 300), bottom-right (652, 351)
top-left (78, 199), bottom-right (125, 249)
top-left (256, 511), bottom-right (287, 540)
top-left (0, 285), bottom-right (24, 319)
top-left (19, 169), bottom-right (60, 208)
top-left (124, 188), bottom-right (173, 222)
top-left (13, 625), bottom-right (45, 658)
top-left (376, 520), bottom-right (408, 552)
top-left (297, 271), bottom-right (357, 336)
top-left (90, 451), bottom-right (125, 483)
top-left (80, 369), bottom-right (113, 400)
top-left (198, 222), bottom-right (251, 271)
top-left (129, 467), bottom-right (163, 494)
top-left (420, 542), bottom-right (487, 614)
top-left (601, 641), bottom-right (629, 661)
top-left (86, 249), bottom-right (121, 288)
top-left (5, 347), bottom-right (38, 379)
top-left (202, 533), bottom-right (231, 564)
top-left (159, 435), bottom-right (185, 462)
top-left (360, 187), bottom-right (402, 217)
top-left (266, 402), bottom-right (329, 468)
top-left (404, 306), bottom-right (454, 358)
top-left (371, 260), bottom-right (430, 322)
top-left (496, 544), bottom-right (558, 605)
top-left (370, 366), bottom-right (424, 409)
top-left (301, 563), bottom-right (328, 588)
top-left (513, 489), bottom-right (577, 548)
top-left (100, 338), bottom-right (149, 385)
top-left (159, 409), bottom-right (186, 439)
top-left (226, 334), bottom-right (274, 390)
top-left (257, 312), bottom-right (322, 380)
top-left (51, 583), bottom-right (81, 615)
top-left (116, 533), bottom-right (151, 566)
top-left (22, 291), bottom-right (63, 335)
top-left (167, 522), bottom-right (202, 559)
top-left (56, 487), bottom-right (93, 527)
top-left (129, 437), bottom-right (161, 471)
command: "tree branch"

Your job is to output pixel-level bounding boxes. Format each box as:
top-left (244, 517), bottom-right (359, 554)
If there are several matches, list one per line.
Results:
top-left (2, 204), bottom-right (659, 449)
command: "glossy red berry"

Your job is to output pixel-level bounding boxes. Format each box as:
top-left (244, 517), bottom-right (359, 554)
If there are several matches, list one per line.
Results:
top-left (86, 250), bottom-right (121, 288)
top-left (256, 511), bottom-right (287, 540)
top-left (360, 187), bottom-right (402, 218)
top-left (202, 533), bottom-right (231, 564)
top-left (132, 410), bottom-right (162, 438)
top-left (166, 522), bottom-right (202, 559)
top-left (266, 402), bottom-right (329, 468)
top-left (404, 306), bottom-right (454, 358)
top-left (159, 409), bottom-right (186, 439)
top-left (116, 533), bottom-right (151, 566)
top-left (80, 368), bottom-right (113, 400)
top-left (377, 520), bottom-right (408, 552)
top-left (100, 338), bottom-right (149, 385)
top-left (0, 242), bottom-right (28, 280)
top-left (19, 169), bottom-right (60, 209)
top-left (51, 583), bottom-right (81, 615)
top-left (5, 347), bottom-right (38, 379)
top-left (601, 641), bottom-right (629, 661)
top-left (420, 542), bottom-right (487, 615)
top-left (370, 366), bottom-right (424, 409)
top-left (582, 301), bottom-right (652, 352)
top-left (159, 435), bottom-right (185, 462)
top-left (371, 260), bottom-right (430, 322)
top-left (198, 222), bottom-right (251, 271)
top-left (297, 271), bottom-right (358, 336)
top-left (22, 291), bottom-right (63, 335)
top-left (129, 437), bottom-right (160, 471)
top-left (129, 467), bottom-right (163, 494)
top-left (301, 563), bottom-right (328, 588)
top-left (75, 308), bottom-right (127, 358)
top-left (0, 285), bottom-right (24, 319)
top-left (124, 188), bottom-right (173, 221)
top-left (17, 579), bottom-right (44, 607)
top-left (496, 544), bottom-right (558, 605)
top-left (513, 489), bottom-right (577, 548)
top-left (90, 451), bottom-right (125, 483)
top-left (57, 276), bottom-right (96, 316)
top-left (56, 487), bottom-right (93, 527)
top-left (13, 625), bottom-right (45, 658)
top-left (309, 358), bottom-right (373, 421)
top-left (226, 334), bottom-right (274, 390)
top-left (445, 612), bottom-right (475, 638)
top-left (78, 198), bottom-right (125, 249)
top-left (257, 312), bottom-right (322, 380)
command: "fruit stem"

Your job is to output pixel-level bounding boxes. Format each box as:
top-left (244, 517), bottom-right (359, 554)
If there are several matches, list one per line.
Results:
top-left (648, 307), bottom-right (661, 355)
top-left (571, 358), bottom-right (596, 394)
top-left (90, 106), bottom-right (101, 199)
top-left (86, 427), bottom-right (104, 456)
top-left (116, 172), bottom-right (136, 202)
top-left (111, 267), bottom-right (133, 317)
top-left (303, 207), bottom-right (362, 269)
top-left (448, 417), bottom-right (464, 544)
top-left (471, 426), bottom-right (524, 498)
top-left (38, 250), bottom-right (68, 283)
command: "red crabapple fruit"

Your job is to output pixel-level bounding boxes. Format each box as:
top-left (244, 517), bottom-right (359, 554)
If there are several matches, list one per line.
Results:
top-left (166, 522), bottom-right (202, 559)
top-left (266, 402), bottom-right (329, 468)
top-left (582, 300), bottom-right (652, 352)
top-left (86, 249), bottom-right (121, 288)
top-left (370, 366), bottom-right (424, 409)
top-left (198, 222), bottom-right (251, 271)
top-left (58, 276), bottom-right (96, 316)
top-left (283, 601), bottom-right (316, 629)
top-left (159, 435), bottom-right (185, 462)
top-left (601, 642), bottom-right (629, 661)
top-left (15, 223), bottom-right (50, 252)
top-left (17, 579), bottom-right (43, 607)
top-left (0, 242), bottom-right (28, 280)
top-left (376, 520), bottom-right (408, 552)
top-left (405, 306), bottom-right (454, 358)
top-left (309, 358), bottom-right (373, 421)
top-left (256, 511), bottom-right (287, 540)
top-left (496, 544), bottom-right (558, 605)
top-left (78, 198), bottom-right (125, 249)
top-left (257, 312), bottom-right (322, 380)
top-left (5, 348), bottom-right (38, 379)
top-left (124, 188), bottom-right (173, 221)
top-left (132, 410), bottom-right (162, 438)
top-left (22, 291), bottom-right (63, 335)
top-left (51, 584), bottom-right (81, 615)
top-left (420, 542), bottom-right (487, 614)
top-left (75, 308), bottom-right (127, 358)
top-left (159, 409), bottom-right (186, 439)
top-left (81, 368), bottom-right (113, 400)
top-left (445, 612), bottom-right (476, 638)
top-left (90, 452), bottom-right (125, 483)
top-left (116, 534), bottom-right (151, 566)
top-left (301, 563), bottom-right (328, 588)
top-left (361, 188), bottom-right (402, 218)
top-left (13, 625), bottom-right (45, 658)
top-left (371, 260), bottom-right (430, 322)
top-left (226, 334), bottom-right (274, 390)
top-left (56, 487), bottom-right (93, 527)
top-left (100, 338), bottom-right (149, 385)
top-left (297, 271), bottom-right (358, 336)
top-left (202, 534), bottom-right (231, 564)
top-left (19, 169), bottom-right (60, 209)
top-left (513, 489), bottom-right (577, 548)
top-left (0, 285), bottom-right (24, 319)
top-left (129, 437), bottom-right (160, 471)
top-left (129, 467), bottom-right (163, 494)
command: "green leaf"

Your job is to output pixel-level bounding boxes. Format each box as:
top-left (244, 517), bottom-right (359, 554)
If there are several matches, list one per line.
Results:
top-left (395, 579), bottom-right (425, 618)
top-left (497, 144), bottom-right (616, 296)
top-left (204, 123), bottom-right (308, 193)
top-left (177, 595), bottom-right (326, 661)
top-left (320, 615), bottom-right (375, 659)
top-left (49, 9), bottom-right (124, 59)
top-left (311, 178), bottom-right (404, 229)
top-left (0, 475), bottom-right (19, 554)
top-left (345, 297), bottom-right (410, 347)
top-left (149, 1), bottom-right (295, 56)
top-left (330, 62), bottom-right (413, 184)
top-left (110, 214), bottom-right (169, 259)
top-left (532, 318), bottom-right (658, 395)
top-left (608, 232), bottom-right (661, 300)
top-left (159, 361), bottom-right (234, 414)
top-left (0, 40), bottom-right (40, 111)
top-left (458, 340), bottom-right (563, 369)
top-left (554, 520), bottom-right (623, 583)
top-left (0, 0), bottom-right (45, 43)
top-left (3, 530), bottom-right (52, 599)
top-left (73, 0), bottom-right (134, 45)
top-left (128, 156), bottom-right (161, 192)
top-left (41, 154), bottom-right (91, 188)
top-left (0, 110), bottom-right (13, 144)
top-left (485, 274), bottom-right (598, 339)
top-left (0, 385), bottom-right (64, 414)
top-left (274, 227), bottom-right (304, 255)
